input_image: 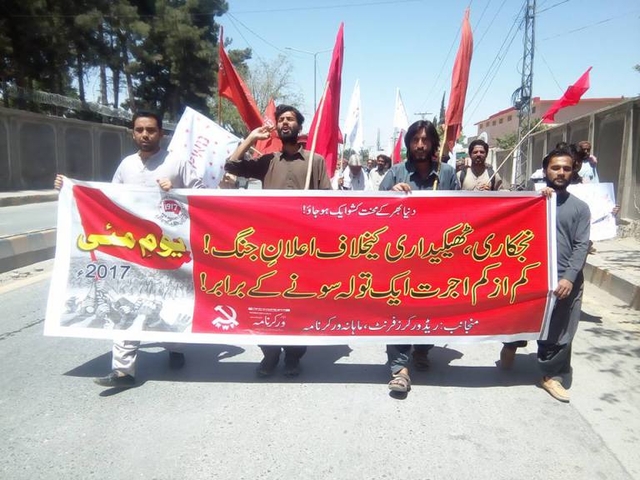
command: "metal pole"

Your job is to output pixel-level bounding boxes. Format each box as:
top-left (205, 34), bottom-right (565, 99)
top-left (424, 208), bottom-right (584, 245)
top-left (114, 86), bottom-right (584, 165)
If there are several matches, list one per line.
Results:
top-left (313, 53), bottom-right (318, 111)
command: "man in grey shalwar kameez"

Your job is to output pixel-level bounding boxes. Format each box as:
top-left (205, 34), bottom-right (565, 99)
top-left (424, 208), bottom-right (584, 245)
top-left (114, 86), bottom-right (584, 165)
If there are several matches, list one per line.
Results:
top-left (500, 146), bottom-right (590, 402)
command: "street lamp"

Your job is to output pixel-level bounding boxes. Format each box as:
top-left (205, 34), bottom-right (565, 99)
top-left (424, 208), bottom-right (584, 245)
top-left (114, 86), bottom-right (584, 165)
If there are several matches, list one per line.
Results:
top-left (285, 47), bottom-right (332, 111)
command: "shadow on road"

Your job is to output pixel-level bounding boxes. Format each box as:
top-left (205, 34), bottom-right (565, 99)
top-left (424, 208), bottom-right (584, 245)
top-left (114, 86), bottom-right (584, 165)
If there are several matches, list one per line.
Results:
top-left (62, 344), bottom-right (541, 389)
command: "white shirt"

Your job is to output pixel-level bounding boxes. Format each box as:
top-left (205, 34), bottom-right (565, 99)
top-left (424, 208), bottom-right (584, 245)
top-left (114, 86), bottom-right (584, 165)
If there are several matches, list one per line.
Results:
top-left (332, 168), bottom-right (372, 191)
top-left (368, 168), bottom-right (388, 191)
top-left (112, 149), bottom-right (203, 188)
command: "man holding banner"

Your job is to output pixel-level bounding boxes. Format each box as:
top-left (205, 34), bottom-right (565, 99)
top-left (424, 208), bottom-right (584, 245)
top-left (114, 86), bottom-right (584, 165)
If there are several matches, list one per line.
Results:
top-left (225, 104), bottom-right (331, 377)
top-left (501, 146), bottom-right (590, 403)
top-left (56, 111), bottom-right (204, 389)
top-left (379, 120), bottom-right (460, 393)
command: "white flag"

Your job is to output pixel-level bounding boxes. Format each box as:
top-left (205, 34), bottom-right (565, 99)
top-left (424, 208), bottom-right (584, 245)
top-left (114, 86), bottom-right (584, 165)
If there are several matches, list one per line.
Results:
top-left (393, 88), bottom-right (409, 136)
top-left (343, 79), bottom-right (364, 152)
top-left (168, 107), bottom-right (240, 188)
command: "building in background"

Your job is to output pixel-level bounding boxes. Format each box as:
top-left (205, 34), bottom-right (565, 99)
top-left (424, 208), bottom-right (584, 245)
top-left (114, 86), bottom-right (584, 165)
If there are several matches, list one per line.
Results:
top-left (475, 97), bottom-right (625, 147)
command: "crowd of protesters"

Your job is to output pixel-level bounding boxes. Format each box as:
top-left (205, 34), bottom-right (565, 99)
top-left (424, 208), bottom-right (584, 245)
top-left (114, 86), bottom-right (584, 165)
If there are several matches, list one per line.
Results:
top-left (54, 106), bottom-right (603, 404)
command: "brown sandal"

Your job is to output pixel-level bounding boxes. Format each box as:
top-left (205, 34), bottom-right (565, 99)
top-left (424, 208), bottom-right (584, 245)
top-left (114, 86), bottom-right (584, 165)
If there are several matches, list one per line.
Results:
top-left (388, 372), bottom-right (411, 392)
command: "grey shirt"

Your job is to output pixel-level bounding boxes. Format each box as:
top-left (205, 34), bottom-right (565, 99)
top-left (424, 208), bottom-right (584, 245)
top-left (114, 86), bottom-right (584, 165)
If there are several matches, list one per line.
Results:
top-left (112, 149), bottom-right (203, 188)
top-left (379, 160), bottom-right (460, 191)
top-left (556, 191), bottom-right (590, 283)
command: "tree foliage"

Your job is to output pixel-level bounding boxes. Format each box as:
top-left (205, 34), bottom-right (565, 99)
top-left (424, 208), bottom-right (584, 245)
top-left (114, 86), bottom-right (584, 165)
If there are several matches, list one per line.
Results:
top-left (0, 0), bottom-right (258, 123)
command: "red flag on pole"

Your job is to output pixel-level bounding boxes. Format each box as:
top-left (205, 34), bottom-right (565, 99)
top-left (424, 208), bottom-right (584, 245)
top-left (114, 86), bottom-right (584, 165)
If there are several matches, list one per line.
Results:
top-left (542, 67), bottom-right (592, 124)
top-left (392, 131), bottom-right (404, 164)
top-left (217, 27), bottom-right (263, 130)
top-left (255, 98), bottom-right (282, 155)
top-left (444, 9), bottom-right (473, 153)
top-left (306, 23), bottom-right (344, 175)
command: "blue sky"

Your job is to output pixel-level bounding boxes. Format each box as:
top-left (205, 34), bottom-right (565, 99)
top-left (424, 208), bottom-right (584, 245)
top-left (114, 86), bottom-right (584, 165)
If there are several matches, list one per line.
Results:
top-left (223, 0), bottom-right (639, 150)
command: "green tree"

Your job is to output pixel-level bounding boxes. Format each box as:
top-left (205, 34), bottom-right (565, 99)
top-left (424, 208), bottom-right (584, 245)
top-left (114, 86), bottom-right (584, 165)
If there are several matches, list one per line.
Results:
top-left (438, 91), bottom-right (446, 125)
top-left (133, 0), bottom-right (228, 120)
top-left (1, 0), bottom-right (74, 105)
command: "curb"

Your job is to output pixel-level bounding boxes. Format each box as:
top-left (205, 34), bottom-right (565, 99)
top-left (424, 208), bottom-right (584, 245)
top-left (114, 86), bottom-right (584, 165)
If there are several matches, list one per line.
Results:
top-left (0, 192), bottom-right (59, 207)
top-left (0, 229), bottom-right (57, 274)
top-left (584, 261), bottom-right (640, 310)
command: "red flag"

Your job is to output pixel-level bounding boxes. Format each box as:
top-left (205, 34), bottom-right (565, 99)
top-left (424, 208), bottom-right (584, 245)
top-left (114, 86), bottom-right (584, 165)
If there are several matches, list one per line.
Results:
top-left (392, 131), bottom-right (404, 164)
top-left (218, 27), bottom-right (263, 130)
top-left (306, 23), bottom-right (344, 175)
top-left (444, 9), bottom-right (473, 154)
top-left (542, 67), bottom-right (592, 124)
top-left (73, 185), bottom-right (190, 270)
top-left (254, 98), bottom-right (282, 155)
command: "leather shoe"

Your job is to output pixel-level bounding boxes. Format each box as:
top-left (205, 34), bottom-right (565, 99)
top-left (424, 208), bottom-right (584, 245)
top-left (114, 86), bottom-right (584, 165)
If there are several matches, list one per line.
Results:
top-left (540, 376), bottom-right (570, 403)
top-left (257, 352), bottom-right (280, 377)
top-left (283, 357), bottom-right (301, 377)
top-left (94, 372), bottom-right (135, 388)
top-left (500, 345), bottom-right (517, 370)
top-left (169, 352), bottom-right (185, 369)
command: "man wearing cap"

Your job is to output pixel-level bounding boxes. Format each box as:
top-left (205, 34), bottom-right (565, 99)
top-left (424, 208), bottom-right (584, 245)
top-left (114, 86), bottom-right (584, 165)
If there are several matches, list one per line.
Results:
top-left (332, 154), bottom-right (372, 191)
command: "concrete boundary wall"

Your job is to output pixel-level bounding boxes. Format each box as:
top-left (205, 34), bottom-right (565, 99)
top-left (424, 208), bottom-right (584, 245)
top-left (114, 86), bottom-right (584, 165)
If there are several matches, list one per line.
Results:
top-left (492, 97), bottom-right (639, 221)
top-left (0, 107), bottom-right (136, 190)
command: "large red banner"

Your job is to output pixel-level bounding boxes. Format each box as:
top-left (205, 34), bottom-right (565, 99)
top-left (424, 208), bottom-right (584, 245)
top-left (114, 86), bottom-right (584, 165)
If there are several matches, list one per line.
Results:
top-left (45, 183), bottom-right (555, 345)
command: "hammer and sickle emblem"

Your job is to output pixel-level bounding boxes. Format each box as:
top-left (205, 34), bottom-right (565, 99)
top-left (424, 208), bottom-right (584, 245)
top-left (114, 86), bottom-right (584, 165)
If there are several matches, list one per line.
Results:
top-left (211, 305), bottom-right (239, 330)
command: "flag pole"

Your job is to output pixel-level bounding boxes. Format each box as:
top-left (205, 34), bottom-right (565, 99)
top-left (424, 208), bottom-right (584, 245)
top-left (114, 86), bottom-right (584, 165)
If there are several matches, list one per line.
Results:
top-left (488, 118), bottom-right (544, 184)
top-left (434, 124), bottom-right (449, 190)
top-left (305, 81), bottom-right (330, 190)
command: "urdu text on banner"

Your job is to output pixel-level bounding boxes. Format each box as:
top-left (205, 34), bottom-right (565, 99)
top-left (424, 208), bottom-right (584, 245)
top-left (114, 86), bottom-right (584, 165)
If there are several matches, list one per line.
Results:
top-left (45, 182), bottom-right (556, 345)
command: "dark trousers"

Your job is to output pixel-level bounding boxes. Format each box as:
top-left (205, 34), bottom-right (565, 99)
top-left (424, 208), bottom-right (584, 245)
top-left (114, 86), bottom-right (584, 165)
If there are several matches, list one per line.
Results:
top-left (260, 345), bottom-right (307, 363)
top-left (506, 275), bottom-right (583, 383)
top-left (386, 344), bottom-right (433, 375)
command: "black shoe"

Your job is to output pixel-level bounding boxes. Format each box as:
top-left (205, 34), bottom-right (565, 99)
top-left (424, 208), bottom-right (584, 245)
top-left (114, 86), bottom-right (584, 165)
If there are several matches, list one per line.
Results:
top-left (283, 357), bottom-right (301, 377)
top-left (412, 351), bottom-right (430, 371)
top-left (94, 372), bottom-right (135, 388)
top-left (257, 352), bottom-right (280, 377)
top-left (169, 352), bottom-right (185, 369)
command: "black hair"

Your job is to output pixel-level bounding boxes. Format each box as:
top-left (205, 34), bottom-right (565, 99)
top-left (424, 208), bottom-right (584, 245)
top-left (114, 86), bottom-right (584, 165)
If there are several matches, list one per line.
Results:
top-left (404, 120), bottom-right (440, 160)
top-left (275, 104), bottom-right (304, 126)
top-left (132, 110), bottom-right (163, 131)
top-left (377, 154), bottom-right (392, 168)
top-left (468, 139), bottom-right (489, 155)
top-left (542, 146), bottom-right (577, 170)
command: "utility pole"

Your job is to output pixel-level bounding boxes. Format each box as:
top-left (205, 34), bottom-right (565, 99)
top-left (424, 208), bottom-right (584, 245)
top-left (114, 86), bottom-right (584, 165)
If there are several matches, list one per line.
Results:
top-left (414, 111), bottom-right (432, 120)
top-left (511, 0), bottom-right (536, 189)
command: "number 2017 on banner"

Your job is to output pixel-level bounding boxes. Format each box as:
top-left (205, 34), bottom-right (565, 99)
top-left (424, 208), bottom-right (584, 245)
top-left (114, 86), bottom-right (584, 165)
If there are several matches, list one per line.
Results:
top-left (78, 264), bottom-right (131, 280)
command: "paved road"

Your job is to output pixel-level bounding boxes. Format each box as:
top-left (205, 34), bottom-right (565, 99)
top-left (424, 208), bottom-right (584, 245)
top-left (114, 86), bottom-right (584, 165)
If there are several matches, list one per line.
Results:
top-left (0, 201), bottom-right (58, 237)
top-left (1, 260), bottom-right (639, 479)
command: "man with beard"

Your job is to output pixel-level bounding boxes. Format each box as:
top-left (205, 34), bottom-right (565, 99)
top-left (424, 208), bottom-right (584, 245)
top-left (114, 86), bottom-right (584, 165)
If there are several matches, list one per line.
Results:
top-left (225, 104), bottom-right (331, 377)
top-left (499, 146), bottom-right (590, 403)
top-left (368, 154), bottom-right (392, 191)
top-left (576, 140), bottom-right (599, 184)
top-left (458, 139), bottom-right (502, 191)
top-left (378, 120), bottom-right (459, 394)
top-left (55, 111), bottom-right (203, 388)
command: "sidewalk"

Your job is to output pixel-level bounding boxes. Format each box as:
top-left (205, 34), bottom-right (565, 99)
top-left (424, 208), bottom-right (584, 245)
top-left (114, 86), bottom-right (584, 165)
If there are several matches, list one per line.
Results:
top-left (0, 190), bottom-right (58, 272)
top-left (585, 237), bottom-right (640, 309)
top-left (0, 189), bottom-right (58, 207)
top-left (1, 190), bottom-right (639, 309)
